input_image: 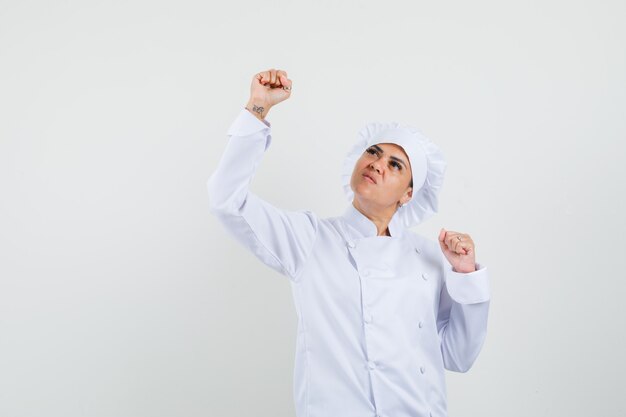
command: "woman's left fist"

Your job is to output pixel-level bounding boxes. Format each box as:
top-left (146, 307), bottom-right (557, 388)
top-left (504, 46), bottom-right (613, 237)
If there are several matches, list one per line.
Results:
top-left (438, 228), bottom-right (477, 273)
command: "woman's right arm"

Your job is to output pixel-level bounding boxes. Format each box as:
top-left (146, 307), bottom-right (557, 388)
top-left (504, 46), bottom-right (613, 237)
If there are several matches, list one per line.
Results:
top-left (207, 70), bottom-right (318, 281)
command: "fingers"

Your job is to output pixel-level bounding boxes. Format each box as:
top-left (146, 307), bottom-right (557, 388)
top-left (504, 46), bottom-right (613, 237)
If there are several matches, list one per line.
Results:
top-left (267, 69), bottom-right (279, 86)
top-left (277, 70), bottom-right (290, 89)
top-left (438, 228), bottom-right (447, 247)
top-left (256, 70), bottom-right (270, 85)
top-left (439, 228), bottom-right (454, 253)
top-left (257, 69), bottom-right (290, 88)
top-left (450, 234), bottom-right (464, 253)
top-left (449, 234), bottom-right (469, 254)
top-left (256, 70), bottom-right (273, 85)
top-left (280, 76), bottom-right (292, 93)
top-left (439, 228), bottom-right (474, 255)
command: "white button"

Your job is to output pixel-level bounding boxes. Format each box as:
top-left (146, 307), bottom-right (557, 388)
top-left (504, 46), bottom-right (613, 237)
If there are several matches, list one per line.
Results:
top-left (362, 270), bottom-right (370, 277)
top-left (415, 247), bottom-right (420, 254)
top-left (422, 272), bottom-right (428, 280)
top-left (420, 365), bottom-right (426, 374)
top-left (418, 321), bottom-right (423, 328)
top-left (368, 361), bottom-right (376, 370)
top-left (364, 313), bottom-right (373, 323)
top-left (348, 241), bottom-right (356, 248)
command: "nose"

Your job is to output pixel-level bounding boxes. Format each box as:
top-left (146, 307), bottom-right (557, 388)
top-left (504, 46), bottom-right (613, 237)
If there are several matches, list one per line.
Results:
top-left (369, 159), bottom-right (383, 174)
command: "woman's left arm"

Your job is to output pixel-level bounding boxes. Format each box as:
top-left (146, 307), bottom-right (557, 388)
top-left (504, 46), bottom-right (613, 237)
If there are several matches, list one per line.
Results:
top-left (436, 261), bottom-right (490, 372)
top-left (435, 229), bottom-right (491, 372)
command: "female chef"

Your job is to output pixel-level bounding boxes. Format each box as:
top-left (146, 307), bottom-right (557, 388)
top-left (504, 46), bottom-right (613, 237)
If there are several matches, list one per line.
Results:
top-left (207, 68), bottom-right (491, 417)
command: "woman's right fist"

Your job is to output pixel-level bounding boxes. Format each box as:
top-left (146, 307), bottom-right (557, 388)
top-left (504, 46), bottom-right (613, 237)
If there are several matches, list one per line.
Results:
top-left (248, 69), bottom-right (292, 113)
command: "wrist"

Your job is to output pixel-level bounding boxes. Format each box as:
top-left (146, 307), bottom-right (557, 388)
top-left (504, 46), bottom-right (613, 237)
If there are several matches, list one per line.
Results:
top-left (453, 264), bottom-right (477, 273)
top-left (245, 99), bottom-right (271, 120)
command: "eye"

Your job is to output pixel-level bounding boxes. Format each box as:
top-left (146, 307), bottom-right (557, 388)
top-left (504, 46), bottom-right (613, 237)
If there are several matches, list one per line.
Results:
top-left (390, 161), bottom-right (402, 170)
top-left (365, 148), bottom-right (377, 155)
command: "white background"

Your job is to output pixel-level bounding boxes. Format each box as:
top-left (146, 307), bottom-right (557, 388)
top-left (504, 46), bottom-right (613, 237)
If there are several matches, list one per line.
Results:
top-left (1, 0), bottom-right (625, 416)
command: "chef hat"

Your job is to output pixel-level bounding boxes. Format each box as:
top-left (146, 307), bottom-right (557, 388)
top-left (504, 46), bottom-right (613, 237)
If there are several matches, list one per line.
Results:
top-left (340, 121), bottom-right (447, 229)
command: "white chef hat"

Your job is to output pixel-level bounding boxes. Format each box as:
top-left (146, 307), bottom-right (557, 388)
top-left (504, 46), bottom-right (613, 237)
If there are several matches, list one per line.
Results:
top-left (340, 121), bottom-right (447, 229)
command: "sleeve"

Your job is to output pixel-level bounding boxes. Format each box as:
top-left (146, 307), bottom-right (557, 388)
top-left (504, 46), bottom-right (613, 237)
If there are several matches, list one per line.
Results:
top-left (207, 108), bottom-right (319, 282)
top-left (436, 252), bottom-right (491, 373)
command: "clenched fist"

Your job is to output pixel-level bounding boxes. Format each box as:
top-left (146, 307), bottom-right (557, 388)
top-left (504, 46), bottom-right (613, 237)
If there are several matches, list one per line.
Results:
top-left (438, 228), bottom-right (477, 273)
top-left (246, 68), bottom-right (293, 120)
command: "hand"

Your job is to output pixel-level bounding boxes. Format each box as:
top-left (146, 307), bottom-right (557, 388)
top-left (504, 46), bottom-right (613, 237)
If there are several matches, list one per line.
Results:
top-left (438, 228), bottom-right (477, 273)
top-left (246, 68), bottom-right (292, 119)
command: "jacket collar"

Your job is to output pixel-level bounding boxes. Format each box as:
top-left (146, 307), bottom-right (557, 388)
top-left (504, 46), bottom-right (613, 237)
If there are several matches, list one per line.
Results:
top-left (340, 202), bottom-right (405, 239)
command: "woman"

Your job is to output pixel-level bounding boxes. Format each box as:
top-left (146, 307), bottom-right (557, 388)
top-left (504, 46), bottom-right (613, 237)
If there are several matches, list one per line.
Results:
top-left (207, 69), bottom-right (490, 417)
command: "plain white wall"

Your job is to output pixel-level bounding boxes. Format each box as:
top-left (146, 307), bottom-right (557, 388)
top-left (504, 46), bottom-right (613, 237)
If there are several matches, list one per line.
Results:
top-left (1, 0), bottom-right (625, 416)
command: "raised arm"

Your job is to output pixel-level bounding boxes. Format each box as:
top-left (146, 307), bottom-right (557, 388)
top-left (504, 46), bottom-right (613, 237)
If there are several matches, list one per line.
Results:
top-left (436, 229), bottom-right (491, 372)
top-left (207, 69), bottom-right (318, 282)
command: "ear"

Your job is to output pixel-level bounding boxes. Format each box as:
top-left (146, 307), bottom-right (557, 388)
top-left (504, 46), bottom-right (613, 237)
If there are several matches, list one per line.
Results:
top-left (401, 188), bottom-right (412, 206)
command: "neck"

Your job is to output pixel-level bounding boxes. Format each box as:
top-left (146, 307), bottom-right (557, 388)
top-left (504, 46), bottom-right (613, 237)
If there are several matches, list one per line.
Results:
top-left (352, 198), bottom-right (396, 237)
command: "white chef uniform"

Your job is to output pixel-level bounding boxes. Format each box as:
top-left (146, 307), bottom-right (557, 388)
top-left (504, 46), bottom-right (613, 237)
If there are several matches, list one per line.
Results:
top-left (207, 108), bottom-right (491, 417)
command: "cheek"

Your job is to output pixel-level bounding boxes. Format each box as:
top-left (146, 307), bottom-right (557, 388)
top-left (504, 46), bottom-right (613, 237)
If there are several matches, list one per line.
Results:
top-left (389, 176), bottom-right (408, 192)
top-left (352, 158), bottom-right (367, 175)
top-left (350, 166), bottom-right (361, 186)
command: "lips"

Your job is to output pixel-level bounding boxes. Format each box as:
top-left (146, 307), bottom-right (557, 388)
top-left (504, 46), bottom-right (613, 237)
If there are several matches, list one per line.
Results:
top-left (362, 173), bottom-right (377, 184)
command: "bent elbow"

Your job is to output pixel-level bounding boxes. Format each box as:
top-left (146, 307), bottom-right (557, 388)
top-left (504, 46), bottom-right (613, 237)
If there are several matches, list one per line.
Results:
top-left (441, 327), bottom-right (486, 373)
top-left (444, 357), bottom-right (475, 373)
top-left (206, 174), bottom-right (245, 215)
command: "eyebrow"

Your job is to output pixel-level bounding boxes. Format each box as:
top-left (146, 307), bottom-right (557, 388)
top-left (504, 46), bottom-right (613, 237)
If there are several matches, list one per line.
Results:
top-left (370, 144), bottom-right (408, 169)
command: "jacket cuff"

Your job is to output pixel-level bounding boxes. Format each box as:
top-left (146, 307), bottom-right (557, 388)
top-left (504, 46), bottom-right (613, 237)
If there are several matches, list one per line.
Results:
top-left (227, 108), bottom-right (271, 137)
top-left (445, 262), bottom-right (490, 304)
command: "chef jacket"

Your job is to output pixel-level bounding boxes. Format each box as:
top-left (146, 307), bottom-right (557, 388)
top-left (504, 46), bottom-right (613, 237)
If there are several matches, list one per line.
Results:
top-left (207, 108), bottom-right (491, 417)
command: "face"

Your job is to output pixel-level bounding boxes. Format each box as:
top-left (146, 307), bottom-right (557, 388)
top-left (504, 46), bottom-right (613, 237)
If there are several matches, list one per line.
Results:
top-left (350, 142), bottom-right (413, 210)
